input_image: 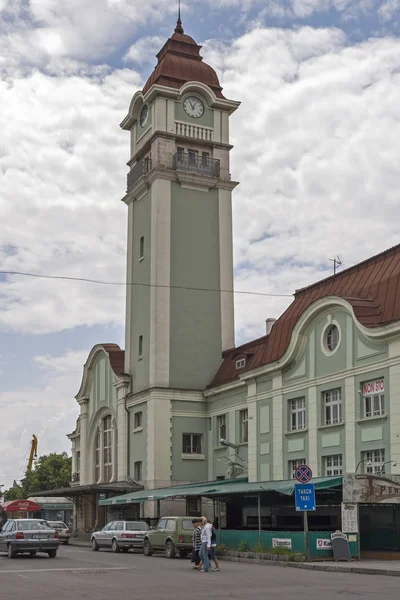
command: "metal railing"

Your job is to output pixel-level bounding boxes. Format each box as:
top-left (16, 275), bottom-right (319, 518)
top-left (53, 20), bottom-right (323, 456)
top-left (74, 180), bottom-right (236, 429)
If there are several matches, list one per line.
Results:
top-left (127, 157), bottom-right (152, 190)
top-left (172, 152), bottom-right (220, 178)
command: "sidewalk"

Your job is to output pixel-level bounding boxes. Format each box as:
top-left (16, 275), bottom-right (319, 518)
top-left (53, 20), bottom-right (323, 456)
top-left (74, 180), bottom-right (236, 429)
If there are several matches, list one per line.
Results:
top-left (221, 555), bottom-right (400, 577)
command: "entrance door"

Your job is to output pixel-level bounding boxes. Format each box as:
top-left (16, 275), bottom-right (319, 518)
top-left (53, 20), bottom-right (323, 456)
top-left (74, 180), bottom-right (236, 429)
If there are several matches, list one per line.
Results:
top-left (359, 504), bottom-right (395, 551)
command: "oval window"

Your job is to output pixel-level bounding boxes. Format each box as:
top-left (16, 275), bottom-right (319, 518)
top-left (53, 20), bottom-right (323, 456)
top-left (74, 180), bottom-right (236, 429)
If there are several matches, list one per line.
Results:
top-left (326, 324), bottom-right (339, 352)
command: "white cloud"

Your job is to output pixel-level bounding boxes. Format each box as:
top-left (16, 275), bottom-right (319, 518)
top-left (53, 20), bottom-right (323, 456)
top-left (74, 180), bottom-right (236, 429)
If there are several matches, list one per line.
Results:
top-left (379, 0), bottom-right (400, 20)
top-left (0, 349), bottom-right (84, 489)
top-left (123, 35), bottom-right (165, 65)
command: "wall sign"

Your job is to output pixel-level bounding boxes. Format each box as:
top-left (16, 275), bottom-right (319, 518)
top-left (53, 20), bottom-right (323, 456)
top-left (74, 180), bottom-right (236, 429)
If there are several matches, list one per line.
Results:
top-left (272, 538), bottom-right (292, 549)
top-left (341, 502), bottom-right (358, 533)
top-left (363, 379), bottom-right (384, 395)
top-left (317, 538), bottom-right (332, 549)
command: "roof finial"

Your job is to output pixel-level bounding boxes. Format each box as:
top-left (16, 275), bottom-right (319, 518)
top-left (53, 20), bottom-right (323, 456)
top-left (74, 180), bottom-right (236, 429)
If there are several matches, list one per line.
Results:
top-left (175, 0), bottom-right (184, 34)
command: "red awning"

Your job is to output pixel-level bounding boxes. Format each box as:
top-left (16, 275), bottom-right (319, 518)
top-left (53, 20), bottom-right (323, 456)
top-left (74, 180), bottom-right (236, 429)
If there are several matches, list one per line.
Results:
top-left (2, 500), bottom-right (42, 512)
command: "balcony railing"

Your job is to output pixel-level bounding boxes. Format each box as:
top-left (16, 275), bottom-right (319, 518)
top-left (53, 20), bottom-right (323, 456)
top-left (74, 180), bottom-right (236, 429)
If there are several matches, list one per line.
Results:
top-left (127, 157), bottom-right (152, 190)
top-left (173, 152), bottom-right (220, 178)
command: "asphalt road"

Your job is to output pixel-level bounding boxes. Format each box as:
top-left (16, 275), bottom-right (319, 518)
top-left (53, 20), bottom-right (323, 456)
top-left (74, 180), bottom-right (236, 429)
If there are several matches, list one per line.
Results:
top-left (0, 545), bottom-right (399, 600)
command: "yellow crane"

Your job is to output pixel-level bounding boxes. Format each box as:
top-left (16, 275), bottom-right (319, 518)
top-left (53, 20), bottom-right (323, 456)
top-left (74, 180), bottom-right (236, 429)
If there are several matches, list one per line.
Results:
top-left (27, 435), bottom-right (38, 472)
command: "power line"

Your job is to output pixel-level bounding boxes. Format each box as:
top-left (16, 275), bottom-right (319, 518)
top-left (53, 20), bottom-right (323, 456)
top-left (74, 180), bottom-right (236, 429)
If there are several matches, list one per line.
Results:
top-left (0, 271), bottom-right (293, 298)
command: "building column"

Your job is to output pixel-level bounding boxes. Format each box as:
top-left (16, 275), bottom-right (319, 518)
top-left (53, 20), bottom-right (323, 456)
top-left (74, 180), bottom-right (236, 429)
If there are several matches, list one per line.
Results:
top-left (345, 376), bottom-right (356, 473)
top-left (308, 386), bottom-right (318, 475)
top-left (272, 374), bottom-right (283, 480)
top-left (389, 362), bottom-right (400, 474)
top-left (247, 380), bottom-right (258, 482)
top-left (99, 419), bottom-right (104, 483)
top-left (115, 379), bottom-right (130, 481)
top-left (78, 398), bottom-right (89, 485)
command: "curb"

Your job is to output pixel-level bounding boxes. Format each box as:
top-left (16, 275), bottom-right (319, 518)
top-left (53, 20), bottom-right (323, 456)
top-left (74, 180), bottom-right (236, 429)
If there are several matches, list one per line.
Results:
top-left (220, 556), bottom-right (400, 577)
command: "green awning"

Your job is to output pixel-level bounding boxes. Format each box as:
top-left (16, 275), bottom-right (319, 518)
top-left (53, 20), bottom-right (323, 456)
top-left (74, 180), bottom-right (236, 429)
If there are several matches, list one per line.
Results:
top-left (99, 476), bottom-right (342, 507)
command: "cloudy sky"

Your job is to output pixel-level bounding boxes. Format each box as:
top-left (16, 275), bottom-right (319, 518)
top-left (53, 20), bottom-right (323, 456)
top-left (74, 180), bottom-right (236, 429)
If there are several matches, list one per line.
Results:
top-left (1, 0), bottom-right (399, 490)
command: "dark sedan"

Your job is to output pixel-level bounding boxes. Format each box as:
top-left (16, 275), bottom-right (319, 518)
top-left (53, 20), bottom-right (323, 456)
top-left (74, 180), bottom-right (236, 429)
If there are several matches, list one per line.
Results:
top-left (0, 518), bottom-right (59, 558)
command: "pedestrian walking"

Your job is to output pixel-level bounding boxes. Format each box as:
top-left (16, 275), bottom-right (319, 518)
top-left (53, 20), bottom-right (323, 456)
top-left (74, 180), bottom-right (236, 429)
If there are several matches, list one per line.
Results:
top-left (209, 521), bottom-right (220, 571)
top-left (199, 516), bottom-right (212, 573)
top-left (191, 518), bottom-right (201, 569)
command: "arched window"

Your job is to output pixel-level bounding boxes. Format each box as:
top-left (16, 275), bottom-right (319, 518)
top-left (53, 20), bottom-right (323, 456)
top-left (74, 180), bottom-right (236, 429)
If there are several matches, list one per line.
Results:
top-left (94, 415), bottom-right (114, 483)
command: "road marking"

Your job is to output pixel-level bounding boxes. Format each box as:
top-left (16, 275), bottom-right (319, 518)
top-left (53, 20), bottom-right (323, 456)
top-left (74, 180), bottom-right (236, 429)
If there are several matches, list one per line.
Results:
top-left (0, 566), bottom-right (130, 575)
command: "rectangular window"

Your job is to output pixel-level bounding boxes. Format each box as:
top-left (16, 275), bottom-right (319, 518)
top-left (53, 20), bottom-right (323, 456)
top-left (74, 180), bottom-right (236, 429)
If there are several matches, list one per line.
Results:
top-left (138, 335), bottom-right (143, 359)
top-left (134, 411), bottom-right (142, 430)
top-left (362, 449), bottom-right (385, 474)
top-left (323, 389), bottom-right (342, 425)
top-left (324, 454), bottom-right (343, 476)
top-left (240, 409), bottom-right (248, 443)
top-left (177, 146), bottom-right (184, 159)
top-left (182, 433), bottom-right (203, 455)
top-left (103, 415), bottom-right (112, 483)
top-left (188, 149), bottom-right (198, 166)
top-left (134, 461), bottom-right (142, 481)
top-left (236, 358), bottom-right (246, 369)
top-left (218, 414), bottom-right (227, 442)
top-left (139, 236), bottom-right (144, 260)
top-left (289, 458), bottom-right (306, 479)
top-left (201, 151), bottom-right (209, 167)
top-left (290, 398), bottom-right (306, 431)
top-left (363, 379), bottom-right (385, 418)
top-left (95, 430), bottom-right (100, 482)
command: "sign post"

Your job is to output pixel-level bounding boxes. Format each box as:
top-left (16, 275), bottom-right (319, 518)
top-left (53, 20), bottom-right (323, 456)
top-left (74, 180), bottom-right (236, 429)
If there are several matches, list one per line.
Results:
top-left (294, 465), bottom-right (315, 561)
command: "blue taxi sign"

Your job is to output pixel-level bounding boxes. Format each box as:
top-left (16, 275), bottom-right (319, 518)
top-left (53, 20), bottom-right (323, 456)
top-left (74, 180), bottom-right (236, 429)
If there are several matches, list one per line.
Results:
top-left (295, 483), bottom-right (316, 511)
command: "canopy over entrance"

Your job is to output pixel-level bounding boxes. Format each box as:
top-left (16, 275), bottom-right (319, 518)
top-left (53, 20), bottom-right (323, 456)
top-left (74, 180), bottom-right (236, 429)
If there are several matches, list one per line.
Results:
top-left (2, 499), bottom-right (42, 512)
top-left (99, 476), bottom-right (343, 506)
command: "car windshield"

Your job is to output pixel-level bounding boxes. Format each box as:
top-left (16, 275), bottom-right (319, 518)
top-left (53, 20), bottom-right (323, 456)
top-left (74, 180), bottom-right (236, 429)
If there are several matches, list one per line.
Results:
top-left (18, 520), bottom-right (51, 531)
top-left (49, 522), bottom-right (66, 529)
top-left (125, 522), bottom-right (149, 531)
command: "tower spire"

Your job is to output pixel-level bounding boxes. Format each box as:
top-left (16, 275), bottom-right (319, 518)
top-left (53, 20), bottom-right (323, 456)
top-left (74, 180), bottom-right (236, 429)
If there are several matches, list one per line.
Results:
top-left (175, 0), bottom-right (184, 34)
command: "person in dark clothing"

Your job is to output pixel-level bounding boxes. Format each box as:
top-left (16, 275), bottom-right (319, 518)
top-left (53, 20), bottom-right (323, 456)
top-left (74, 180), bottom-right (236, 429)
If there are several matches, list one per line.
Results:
top-left (191, 518), bottom-right (202, 569)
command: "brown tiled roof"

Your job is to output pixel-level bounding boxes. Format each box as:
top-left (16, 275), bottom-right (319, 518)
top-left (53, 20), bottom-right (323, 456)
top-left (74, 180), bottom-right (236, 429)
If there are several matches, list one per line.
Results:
top-left (142, 20), bottom-right (224, 98)
top-left (210, 243), bottom-right (400, 388)
top-left (99, 344), bottom-right (126, 377)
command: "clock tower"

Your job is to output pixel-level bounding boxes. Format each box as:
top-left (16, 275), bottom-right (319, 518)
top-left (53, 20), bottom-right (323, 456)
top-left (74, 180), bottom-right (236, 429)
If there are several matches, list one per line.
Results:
top-left (121, 18), bottom-right (240, 398)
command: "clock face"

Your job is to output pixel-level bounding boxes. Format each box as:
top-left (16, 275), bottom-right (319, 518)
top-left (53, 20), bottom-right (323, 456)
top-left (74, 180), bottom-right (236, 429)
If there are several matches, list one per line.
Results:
top-left (140, 104), bottom-right (149, 128)
top-left (183, 96), bottom-right (205, 119)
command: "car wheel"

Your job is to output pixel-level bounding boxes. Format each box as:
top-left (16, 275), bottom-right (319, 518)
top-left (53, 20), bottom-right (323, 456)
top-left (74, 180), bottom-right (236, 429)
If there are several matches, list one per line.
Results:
top-left (165, 540), bottom-right (176, 559)
top-left (121, 548), bottom-right (129, 553)
top-left (143, 539), bottom-right (153, 556)
top-left (7, 545), bottom-right (16, 559)
top-left (91, 537), bottom-right (99, 552)
top-left (48, 550), bottom-right (57, 559)
top-left (64, 540), bottom-right (69, 545)
top-left (29, 551), bottom-right (37, 556)
top-left (112, 538), bottom-right (120, 553)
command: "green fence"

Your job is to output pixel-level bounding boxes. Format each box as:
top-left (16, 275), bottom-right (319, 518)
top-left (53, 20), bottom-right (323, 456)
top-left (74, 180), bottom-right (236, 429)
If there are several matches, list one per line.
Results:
top-left (218, 529), bottom-right (359, 559)
top-left (218, 530), bottom-right (306, 553)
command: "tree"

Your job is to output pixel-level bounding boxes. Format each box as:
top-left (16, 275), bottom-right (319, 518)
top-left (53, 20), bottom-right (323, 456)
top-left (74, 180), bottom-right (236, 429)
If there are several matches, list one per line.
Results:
top-left (4, 484), bottom-right (24, 501)
top-left (21, 452), bottom-right (72, 497)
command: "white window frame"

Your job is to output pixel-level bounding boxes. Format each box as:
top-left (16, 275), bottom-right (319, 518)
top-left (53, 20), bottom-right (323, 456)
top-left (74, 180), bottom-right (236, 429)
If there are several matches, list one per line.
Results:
top-left (363, 449), bottom-right (385, 474)
top-left (324, 454), bottom-right (343, 476)
top-left (218, 414), bottom-right (227, 442)
top-left (182, 433), bottom-right (203, 455)
top-left (290, 398), bottom-right (306, 431)
top-left (289, 458), bottom-right (306, 479)
top-left (363, 393), bottom-right (385, 418)
top-left (103, 415), bottom-right (112, 483)
top-left (240, 409), bottom-right (248, 443)
top-left (236, 358), bottom-right (246, 369)
top-left (323, 389), bottom-right (342, 425)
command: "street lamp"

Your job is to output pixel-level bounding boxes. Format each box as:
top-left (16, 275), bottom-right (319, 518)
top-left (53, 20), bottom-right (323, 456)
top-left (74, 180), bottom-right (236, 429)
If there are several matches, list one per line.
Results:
top-left (220, 438), bottom-right (238, 450)
top-left (378, 460), bottom-right (397, 475)
top-left (355, 460), bottom-right (372, 473)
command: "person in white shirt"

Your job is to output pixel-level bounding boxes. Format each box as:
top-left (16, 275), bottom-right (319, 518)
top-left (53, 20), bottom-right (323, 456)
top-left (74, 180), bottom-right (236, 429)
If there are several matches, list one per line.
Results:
top-left (199, 516), bottom-right (212, 573)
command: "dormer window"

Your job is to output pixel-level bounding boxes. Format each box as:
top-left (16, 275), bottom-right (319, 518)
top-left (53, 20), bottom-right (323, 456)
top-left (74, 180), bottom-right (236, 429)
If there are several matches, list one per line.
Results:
top-left (236, 358), bottom-right (246, 370)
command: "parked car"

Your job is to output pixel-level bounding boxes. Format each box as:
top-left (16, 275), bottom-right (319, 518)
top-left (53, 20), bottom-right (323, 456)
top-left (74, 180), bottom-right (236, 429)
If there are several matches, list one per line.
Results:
top-left (46, 521), bottom-right (71, 544)
top-left (143, 517), bottom-right (195, 558)
top-left (91, 520), bottom-right (149, 553)
top-left (0, 519), bottom-right (59, 559)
